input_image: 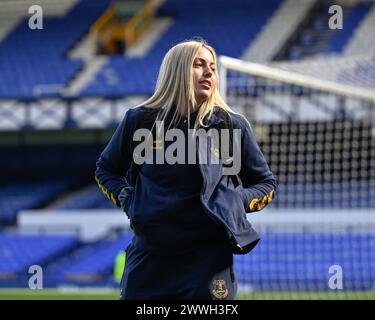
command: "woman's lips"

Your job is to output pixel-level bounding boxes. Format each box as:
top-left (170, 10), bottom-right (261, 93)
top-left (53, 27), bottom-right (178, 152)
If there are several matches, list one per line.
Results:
top-left (199, 80), bottom-right (211, 89)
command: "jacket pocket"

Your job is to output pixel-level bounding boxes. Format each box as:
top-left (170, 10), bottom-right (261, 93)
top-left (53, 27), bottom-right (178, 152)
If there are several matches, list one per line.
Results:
top-left (118, 186), bottom-right (134, 216)
top-left (124, 192), bottom-right (134, 216)
top-left (227, 176), bottom-right (247, 214)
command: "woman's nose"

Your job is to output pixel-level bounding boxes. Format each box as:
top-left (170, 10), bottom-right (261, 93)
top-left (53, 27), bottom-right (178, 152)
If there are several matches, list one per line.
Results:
top-left (204, 67), bottom-right (213, 77)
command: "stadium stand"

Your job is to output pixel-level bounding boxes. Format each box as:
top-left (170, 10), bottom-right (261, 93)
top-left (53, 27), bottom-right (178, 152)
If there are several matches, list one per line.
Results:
top-left (0, 0), bottom-right (112, 98)
top-left (242, 0), bottom-right (317, 63)
top-left (337, 55), bottom-right (375, 87)
top-left (0, 233), bottom-right (78, 276)
top-left (344, 2), bottom-right (375, 56)
top-left (0, 0), bottom-right (373, 98)
top-left (277, 1), bottom-right (373, 60)
top-left (235, 231), bottom-right (375, 291)
top-left (0, 0), bottom-right (283, 98)
top-left (327, 3), bottom-right (371, 53)
top-left (0, 231), bottom-right (131, 287)
top-left (0, 0), bottom-right (79, 41)
top-left (0, 179), bottom-right (78, 225)
top-left (81, 0), bottom-right (283, 96)
top-left (270, 1), bottom-right (375, 88)
top-left (44, 233), bottom-right (132, 284)
top-left (271, 54), bottom-right (375, 85)
top-left (1, 0), bottom-right (375, 298)
top-left (49, 184), bottom-right (116, 210)
top-left (258, 122), bottom-right (375, 209)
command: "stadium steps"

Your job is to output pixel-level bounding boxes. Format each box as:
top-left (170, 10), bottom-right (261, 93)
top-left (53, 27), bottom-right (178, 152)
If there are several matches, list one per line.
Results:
top-left (242, 0), bottom-right (317, 62)
top-left (125, 17), bottom-right (174, 58)
top-left (344, 3), bottom-right (375, 56)
top-left (63, 56), bottom-right (108, 97)
top-left (327, 2), bottom-right (372, 53)
top-left (274, 1), bottom-right (372, 60)
top-left (62, 26), bottom-right (108, 96)
top-left (66, 15), bottom-right (172, 96)
top-left (0, 0), bottom-right (79, 41)
top-left (0, 0), bottom-right (113, 98)
top-left (81, 0), bottom-right (283, 96)
top-left (0, 17), bottom-right (23, 43)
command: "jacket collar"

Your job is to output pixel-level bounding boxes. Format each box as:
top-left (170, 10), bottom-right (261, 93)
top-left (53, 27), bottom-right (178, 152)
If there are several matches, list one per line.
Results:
top-left (161, 105), bottom-right (224, 127)
top-left (206, 106), bottom-right (225, 127)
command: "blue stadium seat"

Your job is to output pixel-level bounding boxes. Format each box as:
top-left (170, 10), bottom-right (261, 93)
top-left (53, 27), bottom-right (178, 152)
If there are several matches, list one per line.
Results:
top-left (328, 3), bottom-right (372, 53)
top-left (81, 0), bottom-right (282, 96)
top-left (44, 233), bottom-right (132, 283)
top-left (0, 233), bottom-right (78, 275)
top-left (0, 179), bottom-right (78, 224)
top-left (51, 184), bottom-right (116, 210)
top-left (0, 0), bottom-right (283, 98)
top-left (234, 231), bottom-right (375, 291)
top-left (0, 0), bottom-right (113, 98)
top-left (272, 180), bottom-right (375, 209)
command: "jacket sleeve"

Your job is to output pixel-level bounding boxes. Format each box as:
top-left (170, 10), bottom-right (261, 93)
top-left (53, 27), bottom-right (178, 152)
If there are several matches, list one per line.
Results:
top-left (236, 116), bottom-right (278, 213)
top-left (94, 109), bottom-right (136, 207)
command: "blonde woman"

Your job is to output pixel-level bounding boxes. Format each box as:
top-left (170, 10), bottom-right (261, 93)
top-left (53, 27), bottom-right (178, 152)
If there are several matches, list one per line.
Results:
top-left (95, 39), bottom-right (277, 300)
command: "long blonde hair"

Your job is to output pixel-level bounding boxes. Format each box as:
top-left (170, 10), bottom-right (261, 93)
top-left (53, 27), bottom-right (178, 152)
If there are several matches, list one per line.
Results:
top-left (139, 39), bottom-right (232, 129)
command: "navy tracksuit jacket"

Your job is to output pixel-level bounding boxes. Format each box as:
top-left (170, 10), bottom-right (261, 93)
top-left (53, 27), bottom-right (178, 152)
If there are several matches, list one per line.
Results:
top-left (95, 106), bottom-right (277, 299)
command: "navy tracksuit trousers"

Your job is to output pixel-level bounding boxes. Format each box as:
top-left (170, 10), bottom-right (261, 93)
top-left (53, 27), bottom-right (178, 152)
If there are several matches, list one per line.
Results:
top-left (120, 241), bottom-right (237, 300)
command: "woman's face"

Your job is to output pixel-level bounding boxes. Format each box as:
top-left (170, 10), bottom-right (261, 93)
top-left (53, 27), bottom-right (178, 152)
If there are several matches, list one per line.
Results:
top-left (192, 47), bottom-right (216, 107)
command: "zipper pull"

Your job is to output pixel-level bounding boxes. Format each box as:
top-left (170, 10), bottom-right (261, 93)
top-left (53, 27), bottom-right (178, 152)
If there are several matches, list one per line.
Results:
top-left (236, 244), bottom-right (243, 251)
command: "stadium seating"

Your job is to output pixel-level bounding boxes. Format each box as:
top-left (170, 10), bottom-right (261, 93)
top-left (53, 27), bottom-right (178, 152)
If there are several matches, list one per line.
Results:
top-left (1, 0), bottom-right (372, 98)
top-left (1, 0), bottom-right (374, 294)
top-left (43, 233), bottom-right (132, 284)
top-left (234, 231), bottom-right (375, 291)
top-left (0, 179), bottom-right (77, 224)
top-left (0, 233), bottom-right (78, 275)
top-left (327, 3), bottom-right (372, 53)
top-left (0, 0), bottom-right (373, 98)
top-left (0, 0), bottom-right (112, 98)
top-left (3, 230), bottom-right (374, 291)
top-left (80, 0), bottom-right (283, 96)
top-left (0, 231), bottom-right (130, 286)
top-left (337, 56), bottom-right (375, 87)
top-left (50, 184), bottom-right (116, 210)
top-left (0, 0), bottom-right (283, 98)
top-left (271, 180), bottom-right (375, 209)
top-left (284, 2), bottom-right (373, 60)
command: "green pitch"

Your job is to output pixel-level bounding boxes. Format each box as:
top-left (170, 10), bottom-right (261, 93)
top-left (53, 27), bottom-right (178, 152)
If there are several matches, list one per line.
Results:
top-left (0, 289), bottom-right (374, 300)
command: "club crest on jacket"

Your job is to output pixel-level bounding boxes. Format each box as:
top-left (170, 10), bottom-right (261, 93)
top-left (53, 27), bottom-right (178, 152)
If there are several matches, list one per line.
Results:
top-left (211, 279), bottom-right (228, 299)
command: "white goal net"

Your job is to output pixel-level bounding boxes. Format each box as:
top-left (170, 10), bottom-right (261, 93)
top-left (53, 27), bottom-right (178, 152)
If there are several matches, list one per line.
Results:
top-left (219, 56), bottom-right (375, 299)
